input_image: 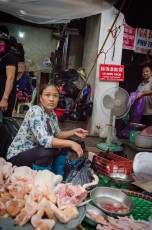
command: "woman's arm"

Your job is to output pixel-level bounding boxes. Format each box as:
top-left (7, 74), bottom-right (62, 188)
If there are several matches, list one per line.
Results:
top-left (51, 137), bottom-right (83, 158)
top-left (26, 80), bottom-right (33, 95)
top-left (56, 128), bottom-right (88, 139)
top-left (0, 65), bottom-right (16, 110)
top-left (136, 90), bottom-right (152, 99)
top-left (28, 107), bottom-right (84, 158)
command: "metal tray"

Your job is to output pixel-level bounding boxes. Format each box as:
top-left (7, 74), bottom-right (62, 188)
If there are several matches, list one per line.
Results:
top-left (0, 206), bottom-right (86, 230)
top-left (108, 173), bottom-right (132, 185)
top-left (130, 123), bottom-right (146, 130)
top-left (84, 203), bottom-right (107, 226)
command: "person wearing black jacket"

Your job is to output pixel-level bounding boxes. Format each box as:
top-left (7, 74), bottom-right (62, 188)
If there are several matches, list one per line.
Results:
top-left (0, 31), bottom-right (18, 117)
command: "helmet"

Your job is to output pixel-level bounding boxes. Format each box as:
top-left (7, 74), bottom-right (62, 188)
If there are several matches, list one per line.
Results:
top-left (0, 31), bottom-right (9, 41)
top-left (77, 68), bottom-right (86, 79)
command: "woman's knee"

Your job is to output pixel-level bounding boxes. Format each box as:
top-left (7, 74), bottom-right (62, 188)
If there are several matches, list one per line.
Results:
top-left (38, 148), bottom-right (53, 158)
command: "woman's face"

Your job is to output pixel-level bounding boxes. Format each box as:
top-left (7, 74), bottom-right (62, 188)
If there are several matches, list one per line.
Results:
top-left (142, 67), bottom-right (152, 81)
top-left (40, 85), bottom-right (59, 113)
top-left (18, 62), bottom-right (25, 73)
top-left (0, 39), bottom-right (5, 44)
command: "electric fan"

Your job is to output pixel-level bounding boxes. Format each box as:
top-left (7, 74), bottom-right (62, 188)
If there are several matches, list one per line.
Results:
top-left (97, 86), bottom-right (130, 152)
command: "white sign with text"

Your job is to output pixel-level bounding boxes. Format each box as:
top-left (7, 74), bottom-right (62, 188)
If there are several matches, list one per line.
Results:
top-left (135, 28), bottom-right (152, 54)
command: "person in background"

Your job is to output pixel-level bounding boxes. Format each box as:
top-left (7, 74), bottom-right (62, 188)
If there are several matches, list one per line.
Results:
top-left (0, 26), bottom-right (9, 36)
top-left (12, 62), bottom-right (33, 114)
top-left (9, 36), bottom-right (25, 63)
top-left (28, 68), bottom-right (37, 89)
top-left (136, 64), bottom-right (152, 126)
top-left (0, 31), bottom-right (17, 117)
top-left (17, 62), bottom-right (33, 97)
top-left (6, 84), bottom-right (88, 175)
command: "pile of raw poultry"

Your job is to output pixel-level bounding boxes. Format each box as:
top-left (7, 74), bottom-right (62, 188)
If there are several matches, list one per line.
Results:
top-left (0, 157), bottom-right (97, 229)
top-left (0, 157), bottom-right (151, 230)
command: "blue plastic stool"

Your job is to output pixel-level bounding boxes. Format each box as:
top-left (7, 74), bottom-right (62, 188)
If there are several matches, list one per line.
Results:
top-left (51, 155), bottom-right (67, 176)
top-left (32, 164), bottom-right (52, 171)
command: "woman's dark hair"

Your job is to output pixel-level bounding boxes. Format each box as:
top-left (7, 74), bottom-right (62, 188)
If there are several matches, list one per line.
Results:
top-left (0, 26), bottom-right (9, 36)
top-left (0, 31), bottom-right (10, 52)
top-left (39, 84), bottom-right (59, 95)
top-left (142, 64), bottom-right (152, 71)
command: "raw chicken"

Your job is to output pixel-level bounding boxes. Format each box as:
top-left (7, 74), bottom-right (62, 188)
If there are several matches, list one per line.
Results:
top-left (0, 157), bottom-right (11, 184)
top-left (34, 170), bottom-right (62, 203)
top-left (0, 158), bottom-right (89, 228)
top-left (0, 197), bottom-right (9, 217)
top-left (14, 193), bottom-right (38, 226)
top-left (9, 166), bottom-right (35, 183)
top-left (34, 170), bottom-right (62, 191)
top-left (140, 126), bottom-right (152, 136)
top-left (56, 183), bottom-right (88, 209)
top-left (49, 201), bottom-right (79, 224)
top-left (96, 216), bottom-right (150, 230)
top-left (31, 198), bottom-right (54, 228)
top-left (35, 219), bottom-right (55, 230)
top-left (5, 198), bottom-right (25, 217)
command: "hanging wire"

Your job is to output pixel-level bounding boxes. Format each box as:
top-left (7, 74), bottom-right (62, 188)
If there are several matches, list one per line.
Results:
top-left (74, 0), bottom-right (127, 106)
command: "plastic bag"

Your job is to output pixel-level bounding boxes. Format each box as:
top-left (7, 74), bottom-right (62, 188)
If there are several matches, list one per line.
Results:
top-left (63, 81), bottom-right (80, 98)
top-left (121, 91), bottom-right (145, 138)
top-left (0, 116), bottom-right (19, 159)
top-left (63, 158), bottom-right (98, 190)
top-left (128, 91), bottom-right (145, 116)
top-left (69, 97), bottom-right (93, 121)
top-left (133, 97), bottom-right (145, 116)
top-left (69, 110), bottom-right (86, 121)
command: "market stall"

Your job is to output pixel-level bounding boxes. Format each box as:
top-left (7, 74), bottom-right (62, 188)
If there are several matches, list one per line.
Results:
top-left (0, 153), bottom-right (151, 230)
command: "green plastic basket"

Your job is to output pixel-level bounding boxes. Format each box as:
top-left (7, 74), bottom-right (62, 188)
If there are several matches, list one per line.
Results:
top-left (121, 190), bottom-right (152, 221)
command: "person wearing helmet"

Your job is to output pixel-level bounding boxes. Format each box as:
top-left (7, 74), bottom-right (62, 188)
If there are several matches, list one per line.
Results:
top-left (0, 31), bottom-right (18, 117)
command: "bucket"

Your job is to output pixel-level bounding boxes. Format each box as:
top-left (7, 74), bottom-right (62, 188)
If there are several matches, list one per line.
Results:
top-left (54, 108), bottom-right (65, 118)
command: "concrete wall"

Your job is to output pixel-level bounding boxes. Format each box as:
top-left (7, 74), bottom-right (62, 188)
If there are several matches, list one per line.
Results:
top-left (83, 8), bottom-right (124, 136)
top-left (82, 14), bottom-right (101, 88)
top-left (82, 14), bottom-right (101, 133)
top-left (0, 22), bottom-right (57, 75)
top-left (67, 35), bottom-right (84, 69)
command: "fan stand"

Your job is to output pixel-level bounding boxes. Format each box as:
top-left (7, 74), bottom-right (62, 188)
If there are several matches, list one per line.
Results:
top-left (97, 112), bottom-right (123, 152)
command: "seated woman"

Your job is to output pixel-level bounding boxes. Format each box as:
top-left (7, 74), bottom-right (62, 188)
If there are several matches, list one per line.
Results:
top-left (6, 84), bottom-right (88, 175)
top-left (13, 62), bottom-right (33, 114)
top-left (16, 62), bottom-right (33, 102)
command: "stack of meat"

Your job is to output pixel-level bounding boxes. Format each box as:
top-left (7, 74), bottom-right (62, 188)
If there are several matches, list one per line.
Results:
top-left (140, 126), bottom-right (152, 136)
top-left (0, 157), bottom-right (98, 229)
top-left (96, 216), bottom-right (150, 230)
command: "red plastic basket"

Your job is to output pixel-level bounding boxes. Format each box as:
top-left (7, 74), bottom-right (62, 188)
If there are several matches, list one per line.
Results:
top-left (90, 151), bottom-right (133, 177)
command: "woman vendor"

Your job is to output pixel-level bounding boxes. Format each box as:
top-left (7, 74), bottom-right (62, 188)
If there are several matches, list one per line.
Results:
top-left (136, 64), bottom-right (152, 126)
top-left (6, 83), bottom-right (88, 175)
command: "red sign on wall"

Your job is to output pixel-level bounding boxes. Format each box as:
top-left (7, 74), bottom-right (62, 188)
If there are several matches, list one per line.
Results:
top-left (99, 64), bottom-right (124, 82)
top-left (123, 21), bottom-right (136, 50)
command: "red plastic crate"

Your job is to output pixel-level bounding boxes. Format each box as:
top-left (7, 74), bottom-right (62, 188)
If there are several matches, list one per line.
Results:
top-left (89, 151), bottom-right (133, 177)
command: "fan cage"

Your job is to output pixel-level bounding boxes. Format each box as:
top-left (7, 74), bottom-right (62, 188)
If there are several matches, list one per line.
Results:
top-left (100, 87), bottom-right (130, 119)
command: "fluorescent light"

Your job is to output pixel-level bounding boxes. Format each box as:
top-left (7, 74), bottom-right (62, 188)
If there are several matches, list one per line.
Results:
top-left (18, 31), bottom-right (25, 38)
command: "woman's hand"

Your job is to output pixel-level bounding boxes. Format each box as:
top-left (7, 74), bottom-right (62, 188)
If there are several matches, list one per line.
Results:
top-left (0, 99), bottom-right (8, 111)
top-left (74, 128), bottom-right (88, 138)
top-left (136, 92), bottom-right (144, 99)
top-left (70, 141), bottom-right (83, 158)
